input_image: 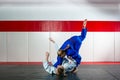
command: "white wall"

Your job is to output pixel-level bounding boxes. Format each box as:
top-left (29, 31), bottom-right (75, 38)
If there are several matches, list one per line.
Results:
top-left (0, 32), bottom-right (119, 62)
top-left (0, 33), bottom-right (7, 61)
top-left (28, 32), bottom-right (49, 62)
top-left (93, 32), bottom-right (114, 61)
top-left (0, 1), bottom-right (120, 62)
top-left (115, 32), bottom-right (120, 61)
top-left (7, 32), bottom-right (28, 62)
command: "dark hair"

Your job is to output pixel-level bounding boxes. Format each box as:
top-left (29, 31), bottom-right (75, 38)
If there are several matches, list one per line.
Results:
top-left (57, 49), bottom-right (66, 56)
top-left (57, 67), bottom-right (64, 76)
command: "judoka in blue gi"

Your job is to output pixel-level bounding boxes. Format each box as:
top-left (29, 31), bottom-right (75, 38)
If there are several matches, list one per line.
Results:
top-left (43, 19), bottom-right (87, 76)
top-left (51, 19), bottom-right (87, 69)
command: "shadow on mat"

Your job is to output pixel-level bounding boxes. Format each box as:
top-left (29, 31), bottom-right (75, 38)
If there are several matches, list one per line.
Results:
top-left (45, 73), bottom-right (81, 80)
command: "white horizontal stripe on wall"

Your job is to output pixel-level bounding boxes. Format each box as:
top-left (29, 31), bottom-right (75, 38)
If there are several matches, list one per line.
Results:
top-left (93, 32), bottom-right (114, 61)
top-left (115, 32), bottom-right (120, 61)
top-left (28, 32), bottom-right (49, 62)
top-left (0, 32), bottom-right (7, 61)
top-left (0, 32), bottom-right (120, 62)
top-left (7, 32), bottom-right (28, 62)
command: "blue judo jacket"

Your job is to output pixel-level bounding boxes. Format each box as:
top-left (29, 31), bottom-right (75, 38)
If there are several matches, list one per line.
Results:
top-left (54, 28), bottom-right (87, 68)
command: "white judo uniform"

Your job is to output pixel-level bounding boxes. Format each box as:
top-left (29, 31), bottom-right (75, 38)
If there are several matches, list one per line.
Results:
top-left (43, 57), bottom-right (76, 74)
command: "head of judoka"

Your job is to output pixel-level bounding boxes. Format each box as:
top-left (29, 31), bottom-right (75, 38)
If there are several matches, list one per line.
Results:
top-left (57, 49), bottom-right (66, 58)
top-left (56, 65), bottom-right (65, 76)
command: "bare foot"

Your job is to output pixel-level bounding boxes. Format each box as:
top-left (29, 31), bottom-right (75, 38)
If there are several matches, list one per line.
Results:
top-left (71, 67), bottom-right (78, 73)
top-left (83, 19), bottom-right (87, 28)
top-left (73, 68), bottom-right (78, 73)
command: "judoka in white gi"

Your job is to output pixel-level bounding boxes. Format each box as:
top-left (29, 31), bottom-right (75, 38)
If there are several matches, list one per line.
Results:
top-left (43, 52), bottom-right (77, 76)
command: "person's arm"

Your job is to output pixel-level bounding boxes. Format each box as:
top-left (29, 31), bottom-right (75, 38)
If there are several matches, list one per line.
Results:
top-left (53, 56), bottom-right (63, 68)
top-left (49, 38), bottom-right (59, 51)
top-left (43, 52), bottom-right (56, 74)
top-left (49, 38), bottom-right (64, 67)
top-left (80, 19), bottom-right (87, 41)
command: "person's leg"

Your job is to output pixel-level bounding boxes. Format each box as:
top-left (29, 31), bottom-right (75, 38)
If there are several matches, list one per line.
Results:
top-left (60, 39), bottom-right (72, 50)
top-left (69, 36), bottom-right (81, 52)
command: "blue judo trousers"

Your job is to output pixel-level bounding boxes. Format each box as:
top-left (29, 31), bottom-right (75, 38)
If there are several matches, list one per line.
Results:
top-left (54, 28), bottom-right (87, 68)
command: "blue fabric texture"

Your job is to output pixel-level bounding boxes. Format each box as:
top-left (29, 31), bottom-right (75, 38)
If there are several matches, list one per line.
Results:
top-left (53, 28), bottom-right (87, 68)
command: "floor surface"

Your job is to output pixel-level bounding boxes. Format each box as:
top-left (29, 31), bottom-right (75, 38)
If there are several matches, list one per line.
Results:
top-left (0, 64), bottom-right (120, 80)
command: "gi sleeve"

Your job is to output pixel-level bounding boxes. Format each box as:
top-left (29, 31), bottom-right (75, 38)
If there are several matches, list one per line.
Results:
top-left (43, 61), bottom-right (56, 74)
top-left (53, 56), bottom-right (63, 68)
top-left (54, 43), bottom-right (59, 52)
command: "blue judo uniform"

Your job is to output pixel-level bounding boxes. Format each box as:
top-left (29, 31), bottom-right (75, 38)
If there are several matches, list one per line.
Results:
top-left (54, 28), bottom-right (87, 68)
